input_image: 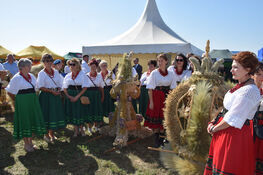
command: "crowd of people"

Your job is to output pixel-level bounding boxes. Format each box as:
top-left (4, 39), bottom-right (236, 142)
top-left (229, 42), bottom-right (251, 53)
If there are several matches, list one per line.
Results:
top-left (0, 51), bottom-right (263, 174)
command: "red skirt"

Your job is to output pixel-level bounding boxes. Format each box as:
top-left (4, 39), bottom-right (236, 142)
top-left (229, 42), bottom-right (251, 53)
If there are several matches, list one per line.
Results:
top-left (204, 118), bottom-right (255, 175)
top-left (144, 89), bottom-right (165, 130)
top-left (255, 119), bottom-right (263, 175)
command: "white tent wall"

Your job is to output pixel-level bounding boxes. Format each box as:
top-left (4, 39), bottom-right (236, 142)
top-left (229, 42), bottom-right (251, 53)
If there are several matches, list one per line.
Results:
top-left (83, 0), bottom-right (203, 71)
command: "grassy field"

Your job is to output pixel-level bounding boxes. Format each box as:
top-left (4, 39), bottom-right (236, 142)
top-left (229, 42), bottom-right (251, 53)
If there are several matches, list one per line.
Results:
top-left (0, 113), bottom-right (176, 175)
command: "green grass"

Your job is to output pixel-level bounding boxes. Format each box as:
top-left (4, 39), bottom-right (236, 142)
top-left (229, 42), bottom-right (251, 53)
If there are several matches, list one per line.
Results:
top-left (0, 113), bottom-right (176, 175)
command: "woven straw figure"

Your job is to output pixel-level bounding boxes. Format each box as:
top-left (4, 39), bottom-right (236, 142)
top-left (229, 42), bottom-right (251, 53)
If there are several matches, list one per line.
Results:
top-left (100, 52), bottom-right (152, 147)
top-left (0, 70), bottom-right (14, 115)
top-left (162, 41), bottom-right (232, 175)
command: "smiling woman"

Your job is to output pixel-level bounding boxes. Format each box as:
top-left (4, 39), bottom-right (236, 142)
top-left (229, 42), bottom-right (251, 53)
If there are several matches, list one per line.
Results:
top-left (204, 51), bottom-right (261, 175)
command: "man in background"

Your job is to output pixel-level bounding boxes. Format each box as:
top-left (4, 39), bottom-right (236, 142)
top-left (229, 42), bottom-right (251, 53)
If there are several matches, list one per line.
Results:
top-left (3, 54), bottom-right (18, 76)
top-left (82, 55), bottom-right (90, 74)
top-left (133, 57), bottom-right (142, 80)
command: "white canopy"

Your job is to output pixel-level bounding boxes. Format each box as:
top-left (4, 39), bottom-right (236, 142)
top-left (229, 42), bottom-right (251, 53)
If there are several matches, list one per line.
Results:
top-left (83, 0), bottom-right (203, 55)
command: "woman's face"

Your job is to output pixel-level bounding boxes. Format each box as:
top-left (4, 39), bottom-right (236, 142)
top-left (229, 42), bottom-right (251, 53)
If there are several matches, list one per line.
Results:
top-left (252, 69), bottom-right (263, 88)
top-left (43, 59), bottom-right (53, 69)
top-left (90, 64), bottom-right (97, 73)
top-left (69, 62), bottom-right (78, 72)
top-left (100, 63), bottom-right (107, 72)
top-left (22, 65), bottom-right (32, 73)
top-left (148, 64), bottom-right (155, 71)
top-left (231, 60), bottom-right (250, 81)
top-left (175, 56), bottom-right (184, 68)
top-left (158, 57), bottom-right (167, 69)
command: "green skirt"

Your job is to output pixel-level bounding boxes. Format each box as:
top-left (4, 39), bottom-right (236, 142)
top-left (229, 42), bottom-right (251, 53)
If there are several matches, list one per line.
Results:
top-left (139, 86), bottom-right (149, 117)
top-left (84, 88), bottom-right (103, 123)
top-left (14, 93), bottom-right (46, 140)
top-left (39, 91), bottom-right (66, 130)
top-left (64, 89), bottom-right (86, 126)
top-left (102, 87), bottom-right (115, 116)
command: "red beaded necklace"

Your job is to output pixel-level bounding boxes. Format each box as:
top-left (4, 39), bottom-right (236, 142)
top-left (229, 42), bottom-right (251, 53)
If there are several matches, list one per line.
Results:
top-left (90, 71), bottom-right (97, 78)
top-left (20, 72), bottom-right (32, 83)
top-left (101, 70), bottom-right (108, 80)
top-left (175, 68), bottom-right (183, 75)
top-left (229, 79), bottom-right (251, 93)
top-left (44, 68), bottom-right (54, 78)
top-left (158, 68), bottom-right (168, 76)
top-left (72, 71), bottom-right (80, 80)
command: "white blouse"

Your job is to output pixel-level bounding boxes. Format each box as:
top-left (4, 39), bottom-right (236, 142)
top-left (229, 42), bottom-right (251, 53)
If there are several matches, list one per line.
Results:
top-left (36, 69), bottom-right (63, 89)
top-left (5, 73), bottom-right (37, 95)
top-left (168, 66), bottom-right (192, 84)
top-left (81, 61), bottom-right (90, 74)
top-left (140, 72), bottom-right (151, 86)
top-left (62, 70), bottom-right (89, 89)
top-left (87, 72), bottom-right (104, 88)
top-left (223, 84), bottom-right (261, 129)
top-left (100, 71), bottom-right (115, 86)
top-left (146, 69), bottom-right (176, 90)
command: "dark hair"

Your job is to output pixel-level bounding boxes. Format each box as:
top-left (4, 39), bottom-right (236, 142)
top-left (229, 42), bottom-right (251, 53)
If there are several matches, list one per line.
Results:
top-left (148, 60), bottom-right (157, 67)
top-left (253, 62), bottom-right (263, 75)
top-left (41, 53), bottom-right (53, 62)
top-left (157, 54), bottom-right (168, 61)
top-left (88, 58), bottom-right (98, 67)
top-left (175, 53), bottom-right (188, 70)
top-left (83, 55), bottom-right (89, 58)
top-left (232, 51), bottom-right (259, 75)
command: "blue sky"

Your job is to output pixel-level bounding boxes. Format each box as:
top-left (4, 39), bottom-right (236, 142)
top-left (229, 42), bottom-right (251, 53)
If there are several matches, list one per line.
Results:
top-left (0, 0), bottom-right (262, 55)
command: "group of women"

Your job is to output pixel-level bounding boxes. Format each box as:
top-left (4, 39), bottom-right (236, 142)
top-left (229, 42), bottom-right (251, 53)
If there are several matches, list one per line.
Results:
top-left (5, 52), bottom-right (192, 152)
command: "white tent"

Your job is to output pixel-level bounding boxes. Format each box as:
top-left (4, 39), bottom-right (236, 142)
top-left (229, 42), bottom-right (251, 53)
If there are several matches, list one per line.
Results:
top-left (83, 0), bottom-right (203, 56)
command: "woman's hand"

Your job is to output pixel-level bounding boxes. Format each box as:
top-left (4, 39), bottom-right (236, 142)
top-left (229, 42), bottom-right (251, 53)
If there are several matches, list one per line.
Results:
top-left (52, 90), bottom-right (61, 96)
top-left (71, 96), bottom-right (79, 102)
top-left (207, 123), bottom-right (214, 135)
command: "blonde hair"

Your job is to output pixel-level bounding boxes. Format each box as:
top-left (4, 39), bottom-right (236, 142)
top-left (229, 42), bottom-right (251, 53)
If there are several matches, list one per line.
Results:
top-left (99, 60), bottom-right (108, 67)
top-left (67, 58), bottom-right (81, 71)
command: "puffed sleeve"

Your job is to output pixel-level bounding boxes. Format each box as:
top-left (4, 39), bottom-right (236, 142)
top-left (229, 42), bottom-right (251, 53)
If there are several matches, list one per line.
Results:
top-left (36, 71), bottom-right (45, 89)
top-left (140, 72), bottom-right (147, 85)
top-left (223, 86), bottom-right (261, 129)
top-left (62, 74), bottom-right (70, 89)
top-left (146, 71), bottom-right (156, 89)
top-left (81, 74), bottom-right (90, 88)
top-left (182, 70), bottom-right (192, 81)
top-left (99, 76), bottom-right (105, 88)
top-left (170, 75), bottom-right (177, 89)
top-left (5, 76), bottom-right (20, 95)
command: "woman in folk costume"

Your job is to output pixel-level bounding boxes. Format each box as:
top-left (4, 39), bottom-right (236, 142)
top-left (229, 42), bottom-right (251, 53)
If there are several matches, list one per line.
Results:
top-left (145, 54), bottom-right (177, 147)
top-left (251, 62), bottom-right (263, 174)
top-left (139, 60), bottom-right (157, 118)
top-left (6, 58), bottom-right (46, 152)
top-left (204, 52), bottom-right (261, 175)
top-left (99, 60), bottom-right (115, 117)
top-left (63, 58), bottom-right (89, 137)
top-left (37, 54), bottom-right (66, 143)
top-left (85, 58), bottom-right (104, 133)
top-left (168, 53), bottom-right (192, 87)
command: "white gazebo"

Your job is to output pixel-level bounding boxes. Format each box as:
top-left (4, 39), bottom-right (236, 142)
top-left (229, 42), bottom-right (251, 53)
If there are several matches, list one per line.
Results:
top-left (83, 0), bottom-right (203, 69)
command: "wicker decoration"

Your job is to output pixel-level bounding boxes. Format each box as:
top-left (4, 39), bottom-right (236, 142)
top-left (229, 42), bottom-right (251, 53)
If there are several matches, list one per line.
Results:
top-left (162, 41), bottom-right (232, 175)
top-left (99, 52), bottom-right (152, 147)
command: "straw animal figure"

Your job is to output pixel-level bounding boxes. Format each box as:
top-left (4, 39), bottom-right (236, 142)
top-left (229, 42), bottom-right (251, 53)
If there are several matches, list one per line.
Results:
top-left (0, 70), bottom-right (14, 115)
top-left (100, 52), bottom-right (152, 147)
top-left (162, 41), bottom-right (232, 175)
